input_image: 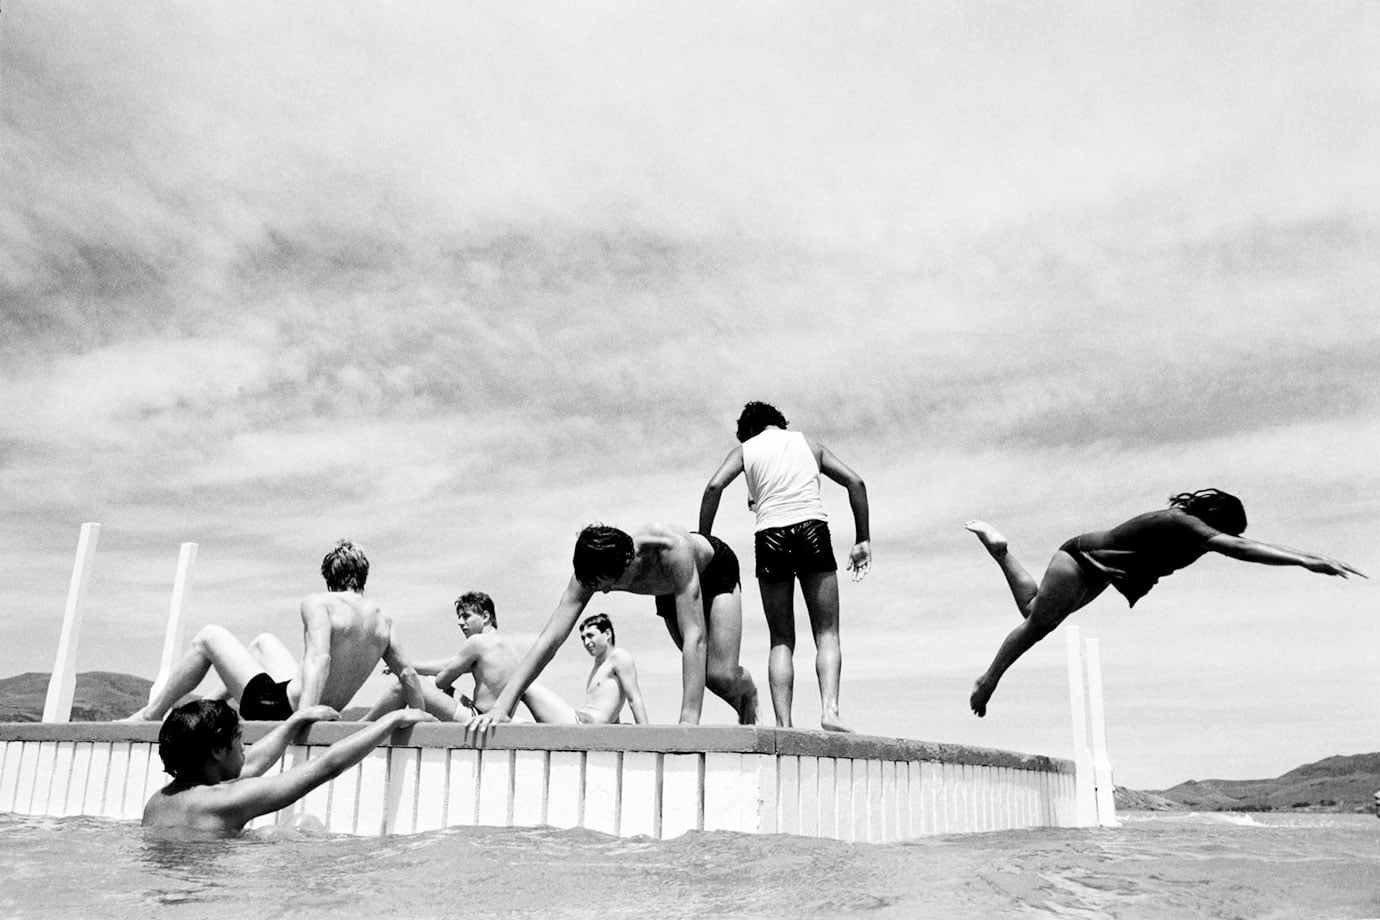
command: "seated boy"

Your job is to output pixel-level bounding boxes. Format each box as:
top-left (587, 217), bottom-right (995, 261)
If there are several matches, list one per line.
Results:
top-left (142, 699), bottom-right (432, 837)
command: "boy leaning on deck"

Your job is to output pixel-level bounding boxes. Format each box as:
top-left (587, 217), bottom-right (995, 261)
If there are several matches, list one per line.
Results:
top-left (142, 699), bottom-right (432, 837)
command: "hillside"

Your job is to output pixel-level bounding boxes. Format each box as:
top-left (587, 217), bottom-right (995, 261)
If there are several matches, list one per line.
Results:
top-left (1152, 752), bottom-right (1380, 813)
top-left (0, 671), bottom-right (153, 722)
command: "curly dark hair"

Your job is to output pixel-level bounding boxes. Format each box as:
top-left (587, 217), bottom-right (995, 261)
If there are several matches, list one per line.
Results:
top-left (1169, 488), bottom-right (1247, 535)
top-left (573, 525), bottom-right (635, 588)
top-left (455, 590), bottom-right (497, 628)
top-left (158, 699), bottom-right (241, 781)
top-left (736, 401), bottom-right (789, 443)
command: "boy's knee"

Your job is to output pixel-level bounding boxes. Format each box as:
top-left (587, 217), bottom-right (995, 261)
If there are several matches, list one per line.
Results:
top-left (247, 633), bottom-right (277, 654)
top-left (192, 624), bottom-right (232, 650)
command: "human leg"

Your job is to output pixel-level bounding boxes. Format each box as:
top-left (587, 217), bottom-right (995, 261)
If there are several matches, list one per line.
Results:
top-left (247, 633), bottom-right (299, 681)
top-left (363, 679), bottom-right (458, 721)
top-left (965, 520), bottom-right (1039, 616)
top-left (703, 587), bottom-right (758, 725)
top-left (520, 683), bottom-right (580, 724)
top-left (757, 577), bottom-right (797, 728)
top-left (970, 551), bottom-right (1106, 717)
top-left (125, 625), bottom-right (264, 721)
top-left (799, 570), bottom-right (850, 732)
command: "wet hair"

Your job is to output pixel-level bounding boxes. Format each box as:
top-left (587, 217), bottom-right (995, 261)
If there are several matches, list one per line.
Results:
top-left (321, 539), bottom-right (369, 592)
top-left (736, 401), bottom-right (789, 443)
top-left (455, 590), bottom-right (497, 628)
top-left (573, 525), bottom-right (635, 588)
top-left (158, 699), bottom-right (241, 781)
top-left (579, 612), bottom-right (615, 645)
top-left (1169, 489), bottom-right (1247, 535)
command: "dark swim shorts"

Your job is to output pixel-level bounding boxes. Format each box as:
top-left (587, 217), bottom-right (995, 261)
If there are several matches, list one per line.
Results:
top-left (754, 518), bottom-right (836, 580)
top-left (655, 533), bottom-right (741, 620)
top-left (239, 672), bottom-right (294, 720)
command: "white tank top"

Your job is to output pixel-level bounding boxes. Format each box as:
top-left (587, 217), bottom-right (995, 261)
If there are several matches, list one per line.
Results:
top-left (742, 429), bottom-right (827, 531)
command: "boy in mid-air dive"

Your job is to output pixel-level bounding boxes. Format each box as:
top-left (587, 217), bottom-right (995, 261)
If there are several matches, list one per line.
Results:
top-left (126, 540), bottom-right (423, 721)
top-left (466, 523), bottom-right (758, 740)
top-left (141, 699), bottom-right (432, 837)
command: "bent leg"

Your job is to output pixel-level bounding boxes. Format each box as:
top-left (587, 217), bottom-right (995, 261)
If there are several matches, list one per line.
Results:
top-left (703, 587), bottom-right (758, 725)
top-left (758, 577), bottom-right (797, 728)
top-left (971, 551), bottom-right (1106, 717)
top-left (799, 570), bottom-right (850, 733)
top-left (520, 682), bottom-right (580, 724)
top-left (965, 520), bottom-right (1039, 616)
top-left (247, 633), bottom-right (299, 682)
top-left (127, 625), bottom-right (263, 721)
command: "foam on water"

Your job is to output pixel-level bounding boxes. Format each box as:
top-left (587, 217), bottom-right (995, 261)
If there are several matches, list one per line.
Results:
top-left (1, 811), bottom-right (1377, 919)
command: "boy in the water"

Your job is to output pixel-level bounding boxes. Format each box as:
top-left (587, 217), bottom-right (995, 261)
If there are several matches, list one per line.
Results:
top-left (126, 540), bottom-right (424, 722)
top-left (142, 699), bottom-right (432, 837)
top-left (364, 591), bottom-right (571, 723)
top-left (466, 522), bottom-right (758, 740)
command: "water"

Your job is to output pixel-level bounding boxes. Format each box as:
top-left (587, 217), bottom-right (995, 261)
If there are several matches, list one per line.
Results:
top-left (2, 812), bottom-right (1377, 919)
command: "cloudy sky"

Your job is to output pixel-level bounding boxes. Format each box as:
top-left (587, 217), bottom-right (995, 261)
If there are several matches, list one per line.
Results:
top-left (3, 1), bottom-right (1375, 789)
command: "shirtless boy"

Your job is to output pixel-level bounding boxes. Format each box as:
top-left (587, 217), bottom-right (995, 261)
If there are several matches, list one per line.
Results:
top-left (569, 613), bottom-right (648, 724)
top-left (141, 699), bottom-right (432, 837)
top-left (466, 523), bottom-right (758, 739)
top-left (126, 540), bottom-right (424, 721)
top-left (364, 591), bottom-right (569, 723)
top-left (966, 489), bottom-right (1364, 717)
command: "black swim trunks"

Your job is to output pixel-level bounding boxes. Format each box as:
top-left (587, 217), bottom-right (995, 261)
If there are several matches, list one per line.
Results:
top-left (655, 533), bottom-right (740, 622)
top-left (754, 518), bottom-right (836, 580)
top-left (239, 672), bottom-right (295, 721)
top-left (1059, 509), bottom-right (1220, 608)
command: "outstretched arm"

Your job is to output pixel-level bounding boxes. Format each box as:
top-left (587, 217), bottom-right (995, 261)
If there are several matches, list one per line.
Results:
top-left (816, 442), bottom-right (872, 580)
top-left (1205, 534), bottom-right (1366, 578)
top-left (296, 599), bottom-right (333, 709)
top-left (700, 447), bottom-right (746, 535)
top-left (612, 651), bottom-right (650, 725)
top-left (465, 576), bottom-right (593, 742)
top-left (240, 706), bottom-right (341, 778)
top-left (219, 708), bottom-right (434, 828)
top-left (432, 644), bottom-right (479, 695)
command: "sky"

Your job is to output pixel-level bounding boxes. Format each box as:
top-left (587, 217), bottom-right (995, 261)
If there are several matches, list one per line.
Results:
top-left (2, 1), bottom-right (1376, 790)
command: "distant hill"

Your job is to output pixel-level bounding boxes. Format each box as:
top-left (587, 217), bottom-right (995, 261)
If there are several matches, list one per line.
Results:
top-left (0, 671), bottom-right (153, 722)
top-left (1117, 753), bottom-right (1380, 814)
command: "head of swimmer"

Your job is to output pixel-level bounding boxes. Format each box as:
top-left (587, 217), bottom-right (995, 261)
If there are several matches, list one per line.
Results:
top-left (735, 401), bottom-right (789, 443)
top-left (579, 613), bottom-right (615, 656)
top-left (573, 524), bottom-right (634, 592)
top-left (454, 591), bottom-right (497, 636)
top-left (321, 539), bottom-right (369, 592)
top-left (159, 699), bottom-right (244, 785)
top-left (1168, 488), bottom-right (1247, 535)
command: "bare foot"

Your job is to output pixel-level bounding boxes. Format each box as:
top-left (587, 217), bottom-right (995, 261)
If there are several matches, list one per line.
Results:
top-left (969, 677), bottom-right (995, 718)
top-left (118, 708), bottom-right (154, 723)
top-left (820, 711), bottom-right (854, 733)
top-left (965, 520), bottom-right (1008, 557)
top-left (735, 681), bottom-right (759, 726)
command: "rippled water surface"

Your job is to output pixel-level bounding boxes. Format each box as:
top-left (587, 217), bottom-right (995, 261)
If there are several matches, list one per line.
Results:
top-left (2, 811), bottom-right (1377, 919)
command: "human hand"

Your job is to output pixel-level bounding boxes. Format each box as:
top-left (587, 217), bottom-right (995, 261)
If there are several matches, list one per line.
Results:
top-left (294, 705), bottom-right (340, 724)
top-left (391, 708), bottom-right (437, 728)
top-left (464, 710), bottom-right (510, 747)
top-left (846, 541), bottom-right (871, 582)
top-left (1306, 556), bottom-right (1367, 578)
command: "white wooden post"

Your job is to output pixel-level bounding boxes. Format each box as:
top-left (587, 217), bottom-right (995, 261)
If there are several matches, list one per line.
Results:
top-left (148, 543), bottom-right (198, 706)
top-left (1064, 625), bottom-right (1097, 826)
top-left (1083, 638), bottom-right (1119, 827)
top-left (43, 523), bottom-right (101, 723)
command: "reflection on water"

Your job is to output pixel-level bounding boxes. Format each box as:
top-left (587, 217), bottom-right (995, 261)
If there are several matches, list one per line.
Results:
top-left (1, 812), bottom-right (1376, 919)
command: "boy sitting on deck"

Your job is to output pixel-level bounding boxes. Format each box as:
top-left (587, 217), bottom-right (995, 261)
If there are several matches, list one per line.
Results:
top-left (143, 699), bottom-right (432, 837)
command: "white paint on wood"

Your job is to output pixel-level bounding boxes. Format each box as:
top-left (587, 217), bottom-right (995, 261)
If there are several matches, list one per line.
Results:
top-left (744, 754), bottom-right (776, 835)
top-left (660, 753), bottom-right (698, 839)
top-left (444, 749), bottom-right (479, 828)
top-left (881, 760), bottom-right (898, 842)
top-left (512, 750), bottom-right (547, 828)
top-left (385, 747), bottom-right (420, 835)
top-left (31, 742), bottom-right (59, 817)
top-left (583, 751), bottom-right (620, 835)
top-left (122, 743), bottom-right (152, 821)
top-left (82, 743), bottom-right (112, 818)
top-left (1065, 626), bottom-right (1098, 827)
top-left (798, 756), bottom-right (819, 838)
top-left (477, 749), bottom-right (512, 827)
top-left (44, 523), bottom-right (100, 723)
top-left (703, 752), bottom-right (744, 833)
top-left (65, 742), bottom-right (93, 817)
top-left (817, 757), bottom-right (838, 839)
top-left (299, 747), bottom-right (331, 825)
top-left (414, 747), bottom-right (449, 833)
top-left (355, 748), bottom-right (390, 836)
top-left (546, 751), bottom-right (582, 830)
top-left (866, 759), bottom-right (883, 843)
top-left (47, 741), bottom-right (76, 817)
top-left (149, 542), bottom-right (198, 706)
top-left (849, 759), bottom-right (869, 842)
top-left (101, 742), bottom-right (132, 819)
top-left (777, 755), bottom-right (800, 835)
top-left (833, 758), bottom-right (854, 841)
top-left (620, 751), bottom-right (658, 838)
top-left (1084, 638), bottom-right (1119, 828)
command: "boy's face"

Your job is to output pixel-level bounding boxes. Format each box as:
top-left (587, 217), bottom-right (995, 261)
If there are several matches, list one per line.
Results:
top-left (218, 729), bottom-right (245, 779)
top-left (457, 606), bottom-right (488, 637)
top-left (580, 624), bottom-right (611, 656)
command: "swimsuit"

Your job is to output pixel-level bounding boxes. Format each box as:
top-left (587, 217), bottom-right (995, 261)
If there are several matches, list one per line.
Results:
top-left (754, 518), bottom-right (837, 580)
top-left (1061, 509), bottom-right (1223, 607)
top-left (740, 430), bottom-right (836, 579)
top-left (654, 533), bottom-right (741, 627)
top-left (239, 672), bottom-right (295, 720)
